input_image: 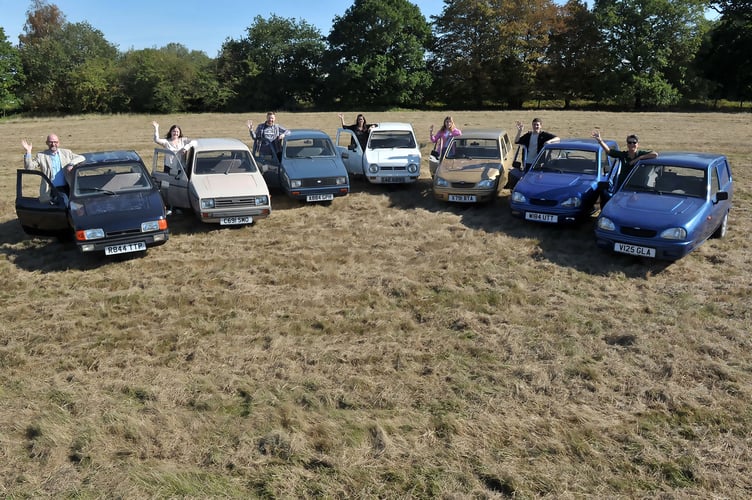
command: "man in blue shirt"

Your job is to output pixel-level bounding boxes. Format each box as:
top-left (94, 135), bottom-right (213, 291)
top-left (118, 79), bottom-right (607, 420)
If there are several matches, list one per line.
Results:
top-left (22, 133), bottom-right (85, 200)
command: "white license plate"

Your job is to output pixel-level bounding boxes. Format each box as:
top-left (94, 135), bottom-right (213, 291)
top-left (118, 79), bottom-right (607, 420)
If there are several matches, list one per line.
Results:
top-left (525, 212), bottom-right (558, 223)
top-left (448, 194), bottom-right (477, 203)
top-left (105, 241), bottom-right (146, 255)
top-left (614, 242), bottom-right (656, 258)
top-left (306, 194), bottom-right (334, 202)
top-left (220, 216), bottom-right (252, 225)
top-left (380, 176), bottom-right (405, 183)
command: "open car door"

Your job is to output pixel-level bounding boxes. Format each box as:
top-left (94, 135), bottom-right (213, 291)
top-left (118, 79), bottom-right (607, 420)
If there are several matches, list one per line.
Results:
top-left (152, 148), bottom-right (191, 209)
top-left (15, 170), bottom-right (69, 237)
top-left (335, 128), bottom-right (365, 176)
top-left (504, 145), bottom-right (527, 190)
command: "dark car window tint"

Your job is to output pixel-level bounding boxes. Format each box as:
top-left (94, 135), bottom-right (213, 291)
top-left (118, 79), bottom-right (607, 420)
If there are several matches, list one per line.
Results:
top-left (74, 164), bottom-right (151, 195)
top-left (369, 131), bottom-right (415, 149)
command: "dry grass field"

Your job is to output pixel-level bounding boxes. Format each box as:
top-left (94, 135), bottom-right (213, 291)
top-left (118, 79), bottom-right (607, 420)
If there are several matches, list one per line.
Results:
top-left (1, 111), bottom-right (750, 498)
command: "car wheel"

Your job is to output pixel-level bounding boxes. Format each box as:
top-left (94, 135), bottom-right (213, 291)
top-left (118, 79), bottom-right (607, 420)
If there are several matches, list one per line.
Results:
top-left (711, 212), bottom-right (728, 239)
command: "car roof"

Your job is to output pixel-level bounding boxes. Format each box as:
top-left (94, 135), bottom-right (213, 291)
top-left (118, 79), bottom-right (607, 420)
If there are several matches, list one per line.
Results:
top-left (451, 128), bottom-right (509, 139)
top-left (549, 138), bottom-right (619, 150)
top-left (192, 137), bottom-right (251, 151)
top-left (638, 151), bottom-right (727, 169)
top-left (372, 122), bottom-right (415, 131)
top-left (286, 129), bottom-right (332, 140)
top-left (81, 150), bottom-right (143, 164)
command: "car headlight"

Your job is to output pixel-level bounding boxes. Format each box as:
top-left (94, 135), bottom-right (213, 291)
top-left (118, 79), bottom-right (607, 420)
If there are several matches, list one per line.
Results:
top-left (290, 179), bottom-right (302, 188)
top-left (76, 228), bottom-right (105, 241)
top-left (511, 191), bottom-right (527, 203)
top-left (597, 217), bottom-right (615, 231)
top-left (477, 179), bottom-right (495, 188)
top-left (435, 176), bottom-right (449, 187)
top-left (561, 196), bottom-right (582, 208)
top-left (407, 163), bottom-right (418, 174)
top-left (368, 164), bottom-right (379, 174)
top-left (141, 221), bottom-right (160, 232)
top-left (660, 227), bottom-right (687, 240)
top-left (255, 195), bottom-right (269, 206)
top-left (200, 198), bottom-right (215, 209)
top-left (336, 177), bottom-right (347, 185)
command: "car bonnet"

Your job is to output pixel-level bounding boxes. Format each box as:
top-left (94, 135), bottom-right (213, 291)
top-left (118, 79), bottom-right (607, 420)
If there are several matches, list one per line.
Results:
top-left (516, 170), bottom-right (596, 193)
top-left (365, 148), bottom-right (420, 165)
top-left (283, 157), bottom-right (347, 179)
top-left (191, 171), bottom-right (269, 198)
top-left (437, 158), bottom-right (501, 183)
top-left (603, 191), bottom-right (705, 225)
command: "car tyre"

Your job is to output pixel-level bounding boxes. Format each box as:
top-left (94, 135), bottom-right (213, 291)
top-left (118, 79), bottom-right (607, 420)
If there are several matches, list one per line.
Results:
top-left (711, 212), bottom-right (728, 239)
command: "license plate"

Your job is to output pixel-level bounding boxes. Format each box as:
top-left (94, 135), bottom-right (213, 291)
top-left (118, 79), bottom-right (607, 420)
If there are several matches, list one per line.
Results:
top-left (380, 176), bottom-right (405, 183)
top-left (614, 242), bottom-right (656, 258)
top-left (448, 194), bottom-right (477, 203)
top-left (306, 194), bottom-right (334, 202)
top-left (525, 212), bottom-right (558, 223)
top-left (220, 216), bottom-right (252, 225)
top-left (105, 241), bottom-right (146, 255)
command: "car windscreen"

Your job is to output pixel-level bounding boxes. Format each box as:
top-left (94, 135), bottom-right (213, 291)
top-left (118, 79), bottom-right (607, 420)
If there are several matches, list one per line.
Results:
top-left (73, 164), bottom-right (152, 196)
top-left (194, 150), bottom-right (258, 174)
top-left (624, 164), bottom-right (707, 198)
top-left (284, 138), bottom-right (335, 158)
top-left (445, 138), bottom-right (500, 160)
top-left (368, 131), bottom-right (416, 149)
top-left (531, 149), bottom-right (599, 175)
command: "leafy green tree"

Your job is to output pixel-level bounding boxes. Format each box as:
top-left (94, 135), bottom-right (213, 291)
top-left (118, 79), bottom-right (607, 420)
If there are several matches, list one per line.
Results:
top-left (431, 0), bottom-right (557, 109)
top-left (698, 1), bottom-right (752, 104)
top-left (218, 15), bottom-right (326, 111)
top-left (19, 21), bottom-right (119, 112)
top-left (325, 0), bottom-right (432, 108)
top-left (593, 0), bottom-right (707, 108)
top-left (0, 27), bottom-right (24, 114)
top-left (118, 44), bottom-right (219, 113)
top-left (541, 0), bottom-right (605, 108)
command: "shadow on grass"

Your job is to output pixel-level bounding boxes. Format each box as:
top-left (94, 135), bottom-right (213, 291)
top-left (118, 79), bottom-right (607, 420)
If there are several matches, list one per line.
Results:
top-left (383, 177), bottom-right (672, 278)
top-left (1, 216), bottom-right (188, 272)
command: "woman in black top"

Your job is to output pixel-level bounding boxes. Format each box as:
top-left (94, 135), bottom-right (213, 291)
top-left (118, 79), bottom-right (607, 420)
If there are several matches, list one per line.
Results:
top-left (338, 113), bottom-right (375, 150)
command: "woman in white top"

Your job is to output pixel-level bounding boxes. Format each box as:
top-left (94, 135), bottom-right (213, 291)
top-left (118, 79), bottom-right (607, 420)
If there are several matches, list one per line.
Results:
top-left (152, 121), bottom-right (195, 174)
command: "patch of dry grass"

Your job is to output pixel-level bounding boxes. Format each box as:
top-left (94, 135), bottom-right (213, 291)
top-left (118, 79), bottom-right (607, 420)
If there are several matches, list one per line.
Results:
top-left (1, 111), bottom-right (751, 497)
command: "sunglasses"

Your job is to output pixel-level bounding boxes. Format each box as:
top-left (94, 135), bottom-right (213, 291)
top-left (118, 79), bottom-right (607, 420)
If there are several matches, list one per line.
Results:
top-left (627, 141), bottom-right (637, 145)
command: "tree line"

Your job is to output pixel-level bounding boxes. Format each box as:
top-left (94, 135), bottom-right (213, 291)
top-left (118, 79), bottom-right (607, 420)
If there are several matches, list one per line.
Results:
top-left (0, 0), bottom-right (749, 115)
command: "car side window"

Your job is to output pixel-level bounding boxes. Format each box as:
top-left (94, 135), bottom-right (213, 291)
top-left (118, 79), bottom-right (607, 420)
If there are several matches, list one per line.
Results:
top-left (716, 160), bottom-right (730, 187)
top-left (710, 166), bottom-right (720, 196)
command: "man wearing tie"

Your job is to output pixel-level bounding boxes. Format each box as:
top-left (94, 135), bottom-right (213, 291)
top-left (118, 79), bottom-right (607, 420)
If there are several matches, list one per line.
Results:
top-left (22, 133), bottom-right (85, 201)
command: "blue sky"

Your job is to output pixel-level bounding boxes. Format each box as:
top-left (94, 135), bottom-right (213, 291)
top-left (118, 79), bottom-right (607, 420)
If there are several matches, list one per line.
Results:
top-left (1, 0), bottom-right (447, 56)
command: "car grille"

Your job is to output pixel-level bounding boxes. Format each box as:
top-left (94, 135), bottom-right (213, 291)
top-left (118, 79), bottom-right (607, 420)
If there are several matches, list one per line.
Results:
top-left (107, 228), bottom-right (142, 237)
top-left (450, 181), bottom-right (476, 188)
top-left (215, 197), bottom-right (265, 207)
top-left (380, 166), bottom-right (407, 171)
top-left (302, 178), bottom-right (339, 188)
top-left (530, 198), bottom-right (558, 207)
top-left (620, 226), bottom-right (657, 238)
